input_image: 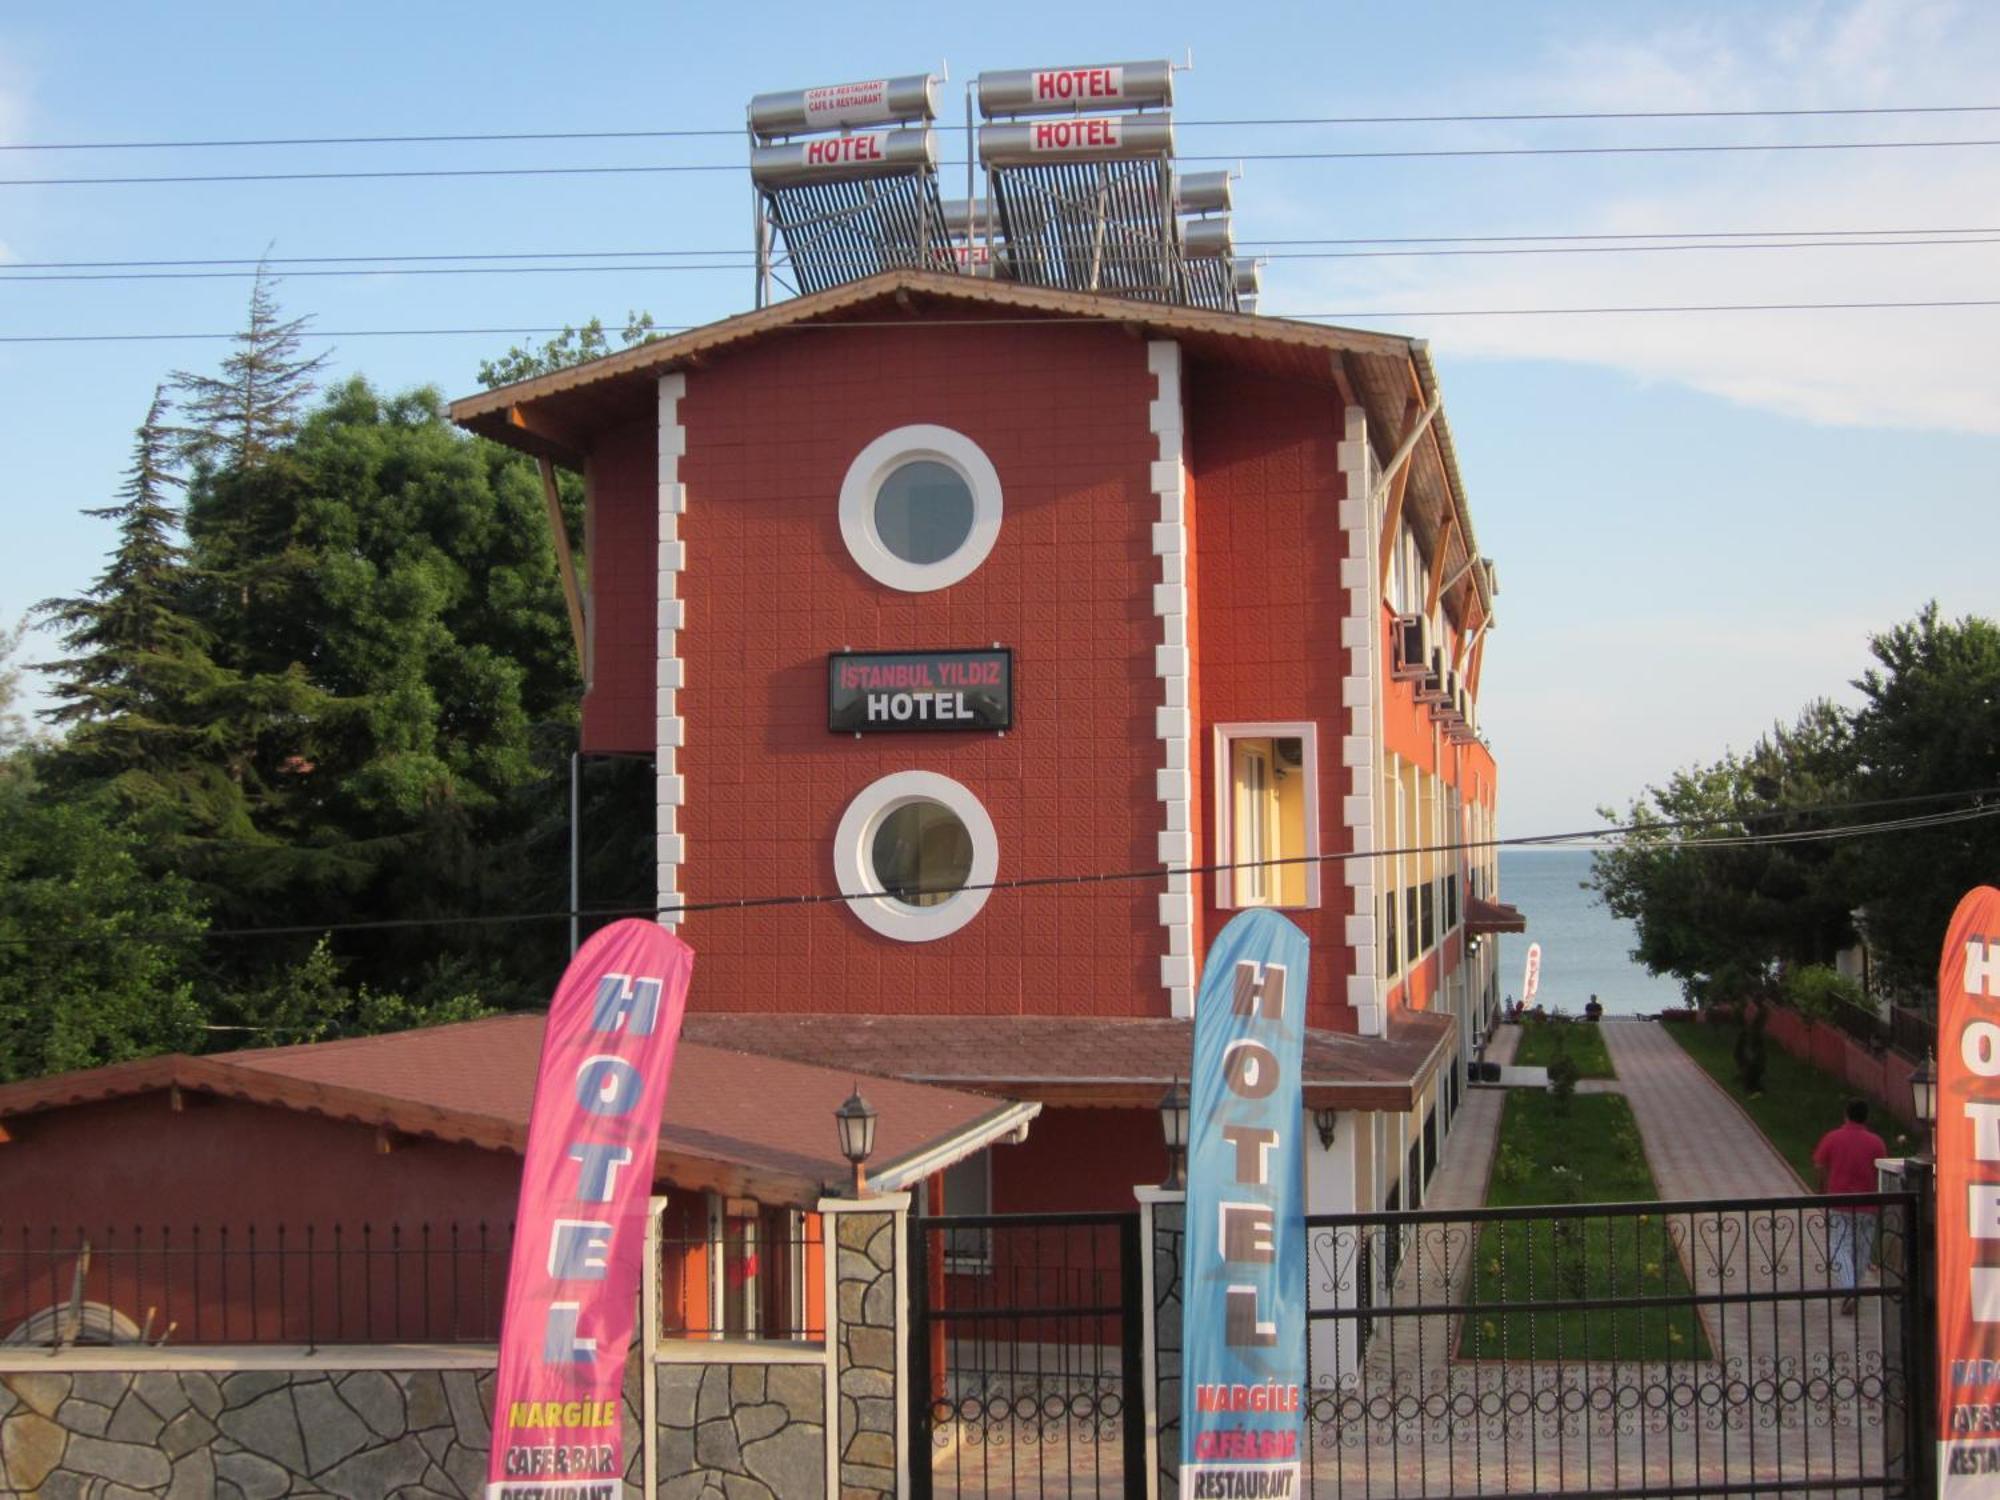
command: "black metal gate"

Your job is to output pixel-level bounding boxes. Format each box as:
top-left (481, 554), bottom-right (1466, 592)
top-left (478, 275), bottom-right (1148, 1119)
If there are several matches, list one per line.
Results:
top-left (1303, 1191), bottom-right (1927, 1498)
top-left (909, 1209), bottom-right (1146, 1499)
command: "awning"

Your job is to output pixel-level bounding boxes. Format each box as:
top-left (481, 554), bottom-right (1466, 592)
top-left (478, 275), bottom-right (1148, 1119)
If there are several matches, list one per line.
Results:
top-left (683, 1010), bottom-right (1456, 1114)
top-left (1466, 895), bottom-right (1528, 936)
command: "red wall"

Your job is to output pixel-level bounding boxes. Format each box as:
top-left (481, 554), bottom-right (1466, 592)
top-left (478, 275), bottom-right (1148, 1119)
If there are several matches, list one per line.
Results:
top-left (1759, 1008), bottom-right (1919, 1129)
top-left (581, 421), bottom-right (661, 752)
top-left (1187, 365), bottom-right (1356, 1031)
top-left (991, 1106), bottom-right (1165, 1213)
top-left (0, 1093), bottom-right (523, 1342)
top-left (594, 322), bottom-right (1168, 1017)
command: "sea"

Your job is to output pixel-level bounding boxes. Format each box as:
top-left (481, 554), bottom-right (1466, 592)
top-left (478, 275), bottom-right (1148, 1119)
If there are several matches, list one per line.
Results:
top-left (1492, 848), bottom-right (1685, 1019)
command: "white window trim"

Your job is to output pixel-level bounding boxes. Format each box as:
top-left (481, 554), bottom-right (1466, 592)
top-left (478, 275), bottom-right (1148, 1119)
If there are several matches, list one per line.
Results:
top-left (834, 770), bottom-right (998, 942)
top-left (1211, 722), bottom-right (1322, 912)
top-left (837, 424), bottom-right (1003, 593)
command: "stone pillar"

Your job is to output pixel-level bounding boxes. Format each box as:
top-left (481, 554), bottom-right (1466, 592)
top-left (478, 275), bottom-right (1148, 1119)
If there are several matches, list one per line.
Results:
top-left (1140, 1187), bottom-right (1186, 1500)
top-left (821, 1193), bottom-right (909, 1500)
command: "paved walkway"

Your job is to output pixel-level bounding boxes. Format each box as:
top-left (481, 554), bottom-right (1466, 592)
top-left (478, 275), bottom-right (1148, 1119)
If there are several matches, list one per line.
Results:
top-left (1307, 1019), bottom-right (1911, 1498)
top-left (1599, 1019), bottom-right (1803, 1196)
top-left (1420, 1023), bottom-right (1517, 1212)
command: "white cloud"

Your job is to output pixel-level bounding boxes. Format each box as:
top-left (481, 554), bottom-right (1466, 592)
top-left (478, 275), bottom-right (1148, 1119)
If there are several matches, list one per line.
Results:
top-left (1271, 0), bottom-right (2000, 434)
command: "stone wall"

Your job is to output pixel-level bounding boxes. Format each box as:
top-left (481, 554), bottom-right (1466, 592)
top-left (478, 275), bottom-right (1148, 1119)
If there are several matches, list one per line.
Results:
top-left (653, 1363), bottom-right (823, 1499)
top-left (832, 1209), bottom-right (898, 1498)
top-left (0, 1357), bottom-right (642, 1499)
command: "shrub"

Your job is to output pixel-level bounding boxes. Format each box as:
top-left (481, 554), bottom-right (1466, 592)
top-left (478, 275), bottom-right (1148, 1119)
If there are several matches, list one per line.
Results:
top-left (1547, 1051), bottom-right (1581, 1106)
top-left (1782, 963), bottom-right (1868, 1022)
top-left (1735, 1003), bottom-right (1769, 1095)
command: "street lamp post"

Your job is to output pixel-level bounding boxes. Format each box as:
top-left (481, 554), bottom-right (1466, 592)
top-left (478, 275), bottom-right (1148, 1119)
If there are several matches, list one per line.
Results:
top-left (1159, 1077), bottom-right (1190, 1191)
top-left (835, 1085), bottom-right (878, 1198)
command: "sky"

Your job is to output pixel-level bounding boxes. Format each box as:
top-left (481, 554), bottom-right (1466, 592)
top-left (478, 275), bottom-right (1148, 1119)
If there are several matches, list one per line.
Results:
top-left (3, 0), bottom-right (1996, 837)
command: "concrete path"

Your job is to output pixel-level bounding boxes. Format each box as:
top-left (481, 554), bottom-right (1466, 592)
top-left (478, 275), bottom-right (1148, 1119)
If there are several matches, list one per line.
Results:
top-left (1420, 1023), bottom-right (1517, 1212)
top-left (1598, 1019), bottom-right (1803, 1196)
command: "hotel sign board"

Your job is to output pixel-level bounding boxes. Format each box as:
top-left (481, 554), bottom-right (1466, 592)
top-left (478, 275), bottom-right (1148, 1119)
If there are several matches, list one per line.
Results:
top-left (1181, 907), bottom-right (1308, 1498)
top-left (827, 648), bottom-right (1012, 733)
top-left (1936, 884), bottom-right (2000, 1492)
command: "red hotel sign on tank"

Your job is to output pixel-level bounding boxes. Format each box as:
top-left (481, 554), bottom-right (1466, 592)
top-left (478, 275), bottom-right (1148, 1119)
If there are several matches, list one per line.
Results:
top-left (485, 919), bottom-right (694, 1500)
top-left (1937, 884), bottom-right (2000, 1491)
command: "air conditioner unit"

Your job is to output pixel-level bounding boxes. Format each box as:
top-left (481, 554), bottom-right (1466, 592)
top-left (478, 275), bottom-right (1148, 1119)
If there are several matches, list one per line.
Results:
top-left (1274, 736), bottom-right (1305, 770)
top-left (1391, 615), bottom-right (1429, 680)
top-left (1432, 670), bottom-right (1464, 726)
top-left (1416, 646), bottom-right (1450, 703)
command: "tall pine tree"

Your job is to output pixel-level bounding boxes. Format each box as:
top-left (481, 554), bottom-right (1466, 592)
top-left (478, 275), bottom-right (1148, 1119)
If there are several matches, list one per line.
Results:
top-left (170, 259), bottom-right (330, 470)
top-left (35, 388), bottom-right (228, 814)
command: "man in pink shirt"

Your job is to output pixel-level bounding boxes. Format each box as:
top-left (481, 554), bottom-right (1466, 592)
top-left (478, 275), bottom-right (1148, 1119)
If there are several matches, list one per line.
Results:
top-left (1813, 1099), bottom-right (1889, 1313)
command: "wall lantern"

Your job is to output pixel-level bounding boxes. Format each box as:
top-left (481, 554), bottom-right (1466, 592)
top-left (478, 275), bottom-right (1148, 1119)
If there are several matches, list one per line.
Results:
top-left (835, 1085), bottom-right (878, 1197)
top-left (1910, 1050), bottom-right (1938, 1130)
top-left (1158, 1077), bottom-right (1190, 1191)
top-left (1314, 1108), bottom-right (1339, 1152)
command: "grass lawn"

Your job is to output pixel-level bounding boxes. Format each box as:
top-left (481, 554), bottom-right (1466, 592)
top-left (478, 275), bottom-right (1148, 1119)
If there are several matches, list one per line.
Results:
top-left (1457, 1090), bottom-right (1711, 1361)
top-left (1510, 1019), bottom-right (1615, 1078)
top-left (1662, 1018), bottom-right (1904, 1185)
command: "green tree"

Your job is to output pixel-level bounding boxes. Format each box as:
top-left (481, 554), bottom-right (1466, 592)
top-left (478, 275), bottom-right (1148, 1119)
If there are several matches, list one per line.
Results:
top-left (477, 310), bottom-right (659, 389)
top-left (212, 936), bottom-right (492, 1047)
top-left (0, 769), bottom-right (208, 1081)
top-left (1591, 700), bottom-right (1859, 1006)
top-left (170, 261), bottom-right (330, 470)
top-left (32, 390), bottom-right (261, 852)
top-left (1847, 604), bottom-right (2000, 995)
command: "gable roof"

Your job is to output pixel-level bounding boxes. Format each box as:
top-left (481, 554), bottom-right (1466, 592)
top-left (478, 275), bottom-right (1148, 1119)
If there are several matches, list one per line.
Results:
top-left (0, 1015), bottom-right (1038, 1209)
top-left (447, 269), bottom-right (1490, 626)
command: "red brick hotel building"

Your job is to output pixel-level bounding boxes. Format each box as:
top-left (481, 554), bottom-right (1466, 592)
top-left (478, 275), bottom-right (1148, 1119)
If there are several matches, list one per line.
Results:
top-left (453, 267), bottom-right (1515, 1225)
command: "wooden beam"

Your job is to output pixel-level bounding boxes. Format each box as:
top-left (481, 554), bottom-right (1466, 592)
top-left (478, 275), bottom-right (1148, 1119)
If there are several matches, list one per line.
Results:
top-left (0, 1120), bottom-right (13, 1144)
top-left (1425, 515), bottom-right (1458, 616)
top-left (1468, 631), bottom-right (1489, 698)
top-left (168, 1084), bottom-right (183, 1113)
top-left (501, 404), bottom-right (585, 471)
top-left (535, 455), bottom-right (589, 671)
top-left (1375, 395), bottom-right (1429, 589)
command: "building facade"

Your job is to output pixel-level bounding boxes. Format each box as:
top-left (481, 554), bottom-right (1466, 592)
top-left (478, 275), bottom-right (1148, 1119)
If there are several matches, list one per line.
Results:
top-left (454, 270), bottom-right (1509, 1225)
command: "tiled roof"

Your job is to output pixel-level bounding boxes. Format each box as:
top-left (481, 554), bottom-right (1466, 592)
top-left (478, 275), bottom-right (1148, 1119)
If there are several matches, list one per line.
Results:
top-left (0, 1015), bottom-right (1035, 1208)
top-left (682, 1011), bottom-right (1455, 1112)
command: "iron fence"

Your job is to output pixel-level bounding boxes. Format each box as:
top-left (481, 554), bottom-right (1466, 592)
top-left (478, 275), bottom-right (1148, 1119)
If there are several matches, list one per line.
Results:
top-left (1303, 1193), bottom-right (1920, 1498)
top-left (909, 1209), bottom-right (1143, 1499)
top-left (657, 1202), bottom-right (824, 1343)
top-left (0, 1223), bottom-right (510, 1349)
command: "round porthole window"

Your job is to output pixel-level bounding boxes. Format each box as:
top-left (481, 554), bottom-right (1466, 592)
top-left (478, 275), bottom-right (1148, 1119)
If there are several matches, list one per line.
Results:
top-left (839, 425), bottom-right (1002, 592)
top-left (834, 771), bottom-right (998, 941)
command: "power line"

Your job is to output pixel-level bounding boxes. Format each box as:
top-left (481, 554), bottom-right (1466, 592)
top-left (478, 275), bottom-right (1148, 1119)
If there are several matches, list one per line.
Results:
top-left (9, 136), bottom-right (2000, 188)
top-left (7, 297), bottom-right (2000, 346)
top-left (13, 226), bottom-right (2000, 271)
top-left (1, 787), bottom-right (1993, 950)
top-left (1244, 225), bottom-right (2000, 246)
top-left (9, 102), bottom-right (2000, 152)
top-left (8, 234), bottom-right (1999, 284)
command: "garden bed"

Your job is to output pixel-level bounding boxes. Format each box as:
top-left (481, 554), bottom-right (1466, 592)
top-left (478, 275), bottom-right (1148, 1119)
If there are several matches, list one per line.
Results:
top-left (1457, 1090), bottom-right (1709, 1361)
top-left (1509, 1018), bottom-right (1615, 1078)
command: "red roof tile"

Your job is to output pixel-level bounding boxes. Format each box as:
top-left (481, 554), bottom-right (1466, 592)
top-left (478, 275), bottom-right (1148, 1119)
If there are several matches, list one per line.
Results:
top-left (682, 1011), bottom-right (1454, 1111)
top-left (0, 1016), bottom-right (1035, 1208)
